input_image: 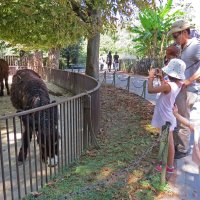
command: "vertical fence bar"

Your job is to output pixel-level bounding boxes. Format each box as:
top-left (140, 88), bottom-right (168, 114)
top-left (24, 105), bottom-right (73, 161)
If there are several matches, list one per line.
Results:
top-left (13, 117), bottom-right (21, 199)
top-left (52, 105), bottom-right (57, 174)
top-left (69, 100), bottom-right (73, 163)
top-left (32, 116), bottom-right (38, 191)
top-left (77, 98), bottom-right (81, 157)
top-left (47, 109), bottom-right (52, 177)
top-left (83, 95), bottom-right (89, 149)
top-left (26, 116), bottom-right (33, 192)
top-left (0, 126), bottom-right (6, 200)
top-left (66, 101), bottom-right (70, 166)
top-left (37, 111), bottom-right (44, 188)
top-left (59, 104), bottom-right (64, 171)
top-left (6, 119), bottom-right (14, 200)
top-left (63, 102), bottom-right (67, 166)
top-left (18, 115), bottom-right (27, 197)
top-left (72, 99), bottom-right (75, 161)
top-left (75, 99), bottom-right (78, 159)
top-left (42, 110), bottom-right (48, 183)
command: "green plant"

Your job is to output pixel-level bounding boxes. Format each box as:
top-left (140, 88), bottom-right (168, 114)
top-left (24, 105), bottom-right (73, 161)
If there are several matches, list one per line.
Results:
top-left (129, 0), bottom-right (185, 64)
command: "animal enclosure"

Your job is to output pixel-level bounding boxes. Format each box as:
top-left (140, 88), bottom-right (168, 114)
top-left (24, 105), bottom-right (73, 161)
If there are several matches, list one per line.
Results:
top-left (0, 67), bottom-right (100, 200)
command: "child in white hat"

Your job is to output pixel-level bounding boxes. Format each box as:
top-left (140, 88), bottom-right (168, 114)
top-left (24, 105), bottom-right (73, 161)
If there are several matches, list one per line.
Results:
top-left (148, 58), bottom-right (186, 173)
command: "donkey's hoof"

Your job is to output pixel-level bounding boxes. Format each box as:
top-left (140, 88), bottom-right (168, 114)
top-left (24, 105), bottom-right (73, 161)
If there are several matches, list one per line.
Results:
top-left (47, 155), bottom-right (58, 167)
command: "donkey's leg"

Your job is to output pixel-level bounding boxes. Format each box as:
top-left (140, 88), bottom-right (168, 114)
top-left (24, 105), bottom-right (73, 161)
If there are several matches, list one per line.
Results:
top-left (4, 76), bottom-right (10, 95)
top-left (18, 128), bottom-right (33, 162)
top-left (47, 133), bottom-right (59, 167)
top-left (0, 80), bottom-right (4, 96)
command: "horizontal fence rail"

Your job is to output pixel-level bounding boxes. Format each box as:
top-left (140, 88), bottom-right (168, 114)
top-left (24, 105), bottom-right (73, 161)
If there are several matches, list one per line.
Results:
top-left (0, 67), bottom-right (100, 200)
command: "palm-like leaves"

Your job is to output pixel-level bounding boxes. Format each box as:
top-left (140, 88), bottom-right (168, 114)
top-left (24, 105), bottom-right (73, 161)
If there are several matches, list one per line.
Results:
top-left (130, 0), bottom-right (184, 62)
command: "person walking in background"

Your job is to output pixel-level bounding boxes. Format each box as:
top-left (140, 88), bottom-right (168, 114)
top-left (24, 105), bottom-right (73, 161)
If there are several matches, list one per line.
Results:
top-left (168, 19), bottom-right (200, 159)
top-left (148, 59), bottom-right (186, 173)
top-left (99, 55), bottom-right (105, 71)
top-left (106, 51), bottom-right (112, 72)
top-left (113, 52), bottom-right (119, 71)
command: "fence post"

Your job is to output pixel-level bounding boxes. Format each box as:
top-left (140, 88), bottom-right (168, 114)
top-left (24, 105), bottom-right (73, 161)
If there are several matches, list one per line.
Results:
top-left (126, 76), bottom-right (130, 92)
top-left (112, 71), bottom-right (116, 86)
top-left (104, 71), bottom-right (106, 83)
top-left (142, 80), bottom-right (147, 99)
top-left (157, 121), bottom-right (171, 185)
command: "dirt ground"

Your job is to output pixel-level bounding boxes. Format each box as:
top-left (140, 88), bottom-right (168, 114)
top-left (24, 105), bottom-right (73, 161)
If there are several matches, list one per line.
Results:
top-left (99, 84), bottom-right (155, 133)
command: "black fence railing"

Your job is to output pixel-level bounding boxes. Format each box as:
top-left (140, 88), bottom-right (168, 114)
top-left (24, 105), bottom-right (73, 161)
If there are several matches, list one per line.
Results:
top-left (0, 67), bottom-right (100, 200)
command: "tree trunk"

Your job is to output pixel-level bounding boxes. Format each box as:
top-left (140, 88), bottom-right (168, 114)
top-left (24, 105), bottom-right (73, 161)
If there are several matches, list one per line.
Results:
top-left (48, 48), bottom-right (60, 69)
top-left (85, 32), bottom-right (100, 79)
top-left (85, 7), bottom-right (101, 79)
top-left (32, 50), bottom-right (43, 74)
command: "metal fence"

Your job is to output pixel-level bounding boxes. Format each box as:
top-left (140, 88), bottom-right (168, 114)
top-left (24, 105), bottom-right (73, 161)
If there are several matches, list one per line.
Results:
top-left (0, 67), bottom-right (100, 200)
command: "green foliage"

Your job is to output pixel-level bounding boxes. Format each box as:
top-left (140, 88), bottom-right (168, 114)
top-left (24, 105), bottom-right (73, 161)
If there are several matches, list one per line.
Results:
top-left (129, 0), bottom-right (185, 60)
top-left (100, 28), bottom-right (136, 58)
top-left (0, 0), bottom-right (138, 51)
top-left (0, 1), bottom-right (88, 50)
top-left (60, 40), bottom-right (84, 69)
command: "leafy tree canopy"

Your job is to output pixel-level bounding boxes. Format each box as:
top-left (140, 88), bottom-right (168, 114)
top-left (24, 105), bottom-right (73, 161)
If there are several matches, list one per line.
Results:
top-left (0, 0), bottom-right (143, 50)
top-left (0, 0), bottom-right (89, 50)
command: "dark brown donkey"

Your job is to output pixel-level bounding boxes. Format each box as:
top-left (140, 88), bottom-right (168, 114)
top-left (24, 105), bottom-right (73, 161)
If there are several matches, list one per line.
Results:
top-left (0, 58), bottom-right (10, 96)
top-left (10, 69), bottom-right (59, 166)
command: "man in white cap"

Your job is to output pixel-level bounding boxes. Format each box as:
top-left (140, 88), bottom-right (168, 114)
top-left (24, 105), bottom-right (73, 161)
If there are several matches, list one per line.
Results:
top-left (168, 19), bottom-right (200, 159)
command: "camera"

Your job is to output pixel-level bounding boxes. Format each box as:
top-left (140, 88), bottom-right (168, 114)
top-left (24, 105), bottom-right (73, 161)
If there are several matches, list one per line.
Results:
top-left (154, 68), bottom-right (160, 75)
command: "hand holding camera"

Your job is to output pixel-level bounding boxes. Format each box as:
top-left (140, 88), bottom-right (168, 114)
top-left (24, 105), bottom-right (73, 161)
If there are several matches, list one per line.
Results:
top-left (148, 68), bottom-right (163, 80)
top-left (154, 68), bottom-right (163, 78)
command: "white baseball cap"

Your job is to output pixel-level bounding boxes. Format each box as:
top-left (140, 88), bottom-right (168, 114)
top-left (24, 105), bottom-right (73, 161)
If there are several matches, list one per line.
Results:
top-left (162, 58), bottom-right (186, 80)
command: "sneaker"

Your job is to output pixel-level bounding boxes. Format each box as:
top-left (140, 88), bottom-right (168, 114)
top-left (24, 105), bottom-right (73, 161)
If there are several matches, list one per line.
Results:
top-left (155, 165), bottom-right (174, 174)
top-left (166, 166), bottom-right (174, 173)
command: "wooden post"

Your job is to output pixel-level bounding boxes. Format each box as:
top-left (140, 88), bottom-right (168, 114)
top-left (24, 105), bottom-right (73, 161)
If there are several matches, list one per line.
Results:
top-left (157, 122), bottom-right (171, 185)
top-left (126, 76), bottom-right (130, 92)
top-left (113, 71), bottom-right (116, 86)
top-left (141, 80), bottom-right (147, 99)
top-left (104, 71), bottom-right (106, 83)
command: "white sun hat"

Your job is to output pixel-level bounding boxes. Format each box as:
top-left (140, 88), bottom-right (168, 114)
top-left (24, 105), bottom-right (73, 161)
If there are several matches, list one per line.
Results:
top-left (168, 19), bottom-right (191, 35)
top-left (162, 58), bottom-right (186, 80)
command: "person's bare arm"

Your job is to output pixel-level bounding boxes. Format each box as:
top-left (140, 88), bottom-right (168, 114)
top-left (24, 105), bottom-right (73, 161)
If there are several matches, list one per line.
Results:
top-left (184, 66), bottom-right (200, 86)
top-left (173, 104), bottom-right (194, 131)
top-left (148, 69), bottom-right (171, 94)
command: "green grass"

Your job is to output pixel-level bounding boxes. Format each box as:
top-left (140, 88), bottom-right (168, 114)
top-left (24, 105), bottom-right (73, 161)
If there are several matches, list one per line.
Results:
top-left (26, 86), bottom-right (171, 200)
top-left (26, 122), bottom-right (166, 200)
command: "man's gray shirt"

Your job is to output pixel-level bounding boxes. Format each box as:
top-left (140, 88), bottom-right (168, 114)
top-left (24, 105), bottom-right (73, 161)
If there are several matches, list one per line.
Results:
top-left (181, 38), bottom-right (200, 93)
